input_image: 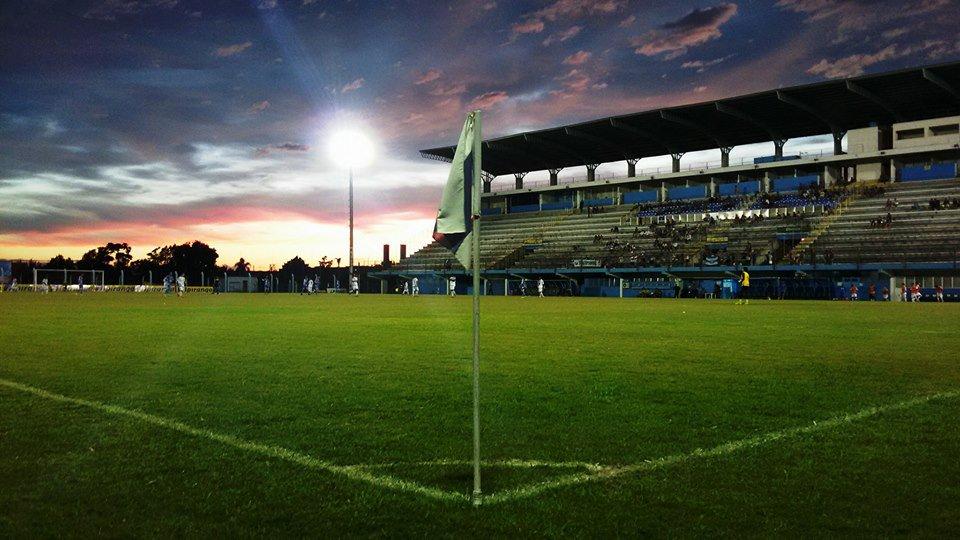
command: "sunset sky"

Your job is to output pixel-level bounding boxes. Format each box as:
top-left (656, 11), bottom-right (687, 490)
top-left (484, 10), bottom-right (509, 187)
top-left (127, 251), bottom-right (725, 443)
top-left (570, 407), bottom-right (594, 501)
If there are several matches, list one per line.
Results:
top-left (2, 0), bottom-right (959, 268)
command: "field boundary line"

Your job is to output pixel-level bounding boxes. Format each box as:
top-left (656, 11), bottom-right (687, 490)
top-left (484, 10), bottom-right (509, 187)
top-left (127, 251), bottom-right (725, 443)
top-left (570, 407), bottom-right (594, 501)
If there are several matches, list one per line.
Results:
top-left (482, 389), bottom-right (960, 504)
top-left (2, 377), bottom-right (955, 507)
top-left (0, 378), bottom-right (467, 503)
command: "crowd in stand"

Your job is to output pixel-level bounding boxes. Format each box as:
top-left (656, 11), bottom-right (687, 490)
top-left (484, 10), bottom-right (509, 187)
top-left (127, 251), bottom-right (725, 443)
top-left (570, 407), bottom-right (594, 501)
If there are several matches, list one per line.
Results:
top-left (928, 197), bottom-right (960, 210)
top-left (752, 184), bottom-right (844, 209)
top-left (859, 184), bottom-right (887, 198)
top-left (634, 195), bottom-right (744, 217)
top-left (868, 213), bottom-right (894, 228)
top-left (589, 219), bottom-right (703, 267)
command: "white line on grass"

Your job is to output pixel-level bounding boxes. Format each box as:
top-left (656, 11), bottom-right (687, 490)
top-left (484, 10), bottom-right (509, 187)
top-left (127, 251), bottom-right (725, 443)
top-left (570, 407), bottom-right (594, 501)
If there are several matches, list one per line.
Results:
top-left (482, 389), bottom-right (960, 505)
top-left (1, 377), bottom-right (956, 507)
top-left (0, 378), bottom-right (467, 503)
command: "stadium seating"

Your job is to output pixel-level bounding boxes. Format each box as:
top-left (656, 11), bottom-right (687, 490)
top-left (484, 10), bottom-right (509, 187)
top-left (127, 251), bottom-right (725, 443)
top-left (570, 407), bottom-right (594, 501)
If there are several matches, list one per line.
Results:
top-left (804, 179), bottom-right (960, 263)
top-left (398, 179), bottom-right (960, 271)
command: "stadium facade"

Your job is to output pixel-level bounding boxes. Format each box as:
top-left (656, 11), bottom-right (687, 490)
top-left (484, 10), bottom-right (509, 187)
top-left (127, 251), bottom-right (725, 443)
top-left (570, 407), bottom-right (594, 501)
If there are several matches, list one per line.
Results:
top-left (373, 61), bottom-right (960, 300)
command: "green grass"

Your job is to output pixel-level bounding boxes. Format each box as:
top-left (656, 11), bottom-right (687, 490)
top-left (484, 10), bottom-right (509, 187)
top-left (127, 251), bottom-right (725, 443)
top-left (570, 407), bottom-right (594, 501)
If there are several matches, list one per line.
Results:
top-left (1, 292), bottom-right (959, 536)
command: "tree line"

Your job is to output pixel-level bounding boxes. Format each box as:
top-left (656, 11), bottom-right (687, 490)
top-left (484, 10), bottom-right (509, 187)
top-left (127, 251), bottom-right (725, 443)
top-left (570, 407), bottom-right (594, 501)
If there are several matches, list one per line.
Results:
top-left (18, 242), bottom-right (364, 289)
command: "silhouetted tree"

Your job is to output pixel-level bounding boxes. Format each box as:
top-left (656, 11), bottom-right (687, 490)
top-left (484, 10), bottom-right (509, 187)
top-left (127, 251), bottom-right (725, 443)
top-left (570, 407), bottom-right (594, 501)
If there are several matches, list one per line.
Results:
top-left (44, 254), bottom-right (76, 269)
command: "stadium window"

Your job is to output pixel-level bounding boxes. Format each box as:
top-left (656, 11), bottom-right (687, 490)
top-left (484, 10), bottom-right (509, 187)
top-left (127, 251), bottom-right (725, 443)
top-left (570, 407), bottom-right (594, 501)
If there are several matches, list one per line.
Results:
top-left (895, 128), bottom-right (924, 140)
top-left (929, 124), bottom-right (959, 136)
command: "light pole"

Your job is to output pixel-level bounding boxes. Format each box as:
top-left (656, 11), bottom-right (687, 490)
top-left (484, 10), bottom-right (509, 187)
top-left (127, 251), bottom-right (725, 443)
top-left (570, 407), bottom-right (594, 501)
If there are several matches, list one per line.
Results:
top-left (349, 167), bottom-right (354, 278)
top-left (328, 129), bottom-right (374, 284)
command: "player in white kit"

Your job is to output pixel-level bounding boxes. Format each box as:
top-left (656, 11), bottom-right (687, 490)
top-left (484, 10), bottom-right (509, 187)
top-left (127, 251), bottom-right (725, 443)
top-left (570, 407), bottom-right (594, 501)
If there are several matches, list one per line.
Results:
top-left (411, 277), bottom-right (419, 296)
top-left (538, 278), bottom-right (545, 297)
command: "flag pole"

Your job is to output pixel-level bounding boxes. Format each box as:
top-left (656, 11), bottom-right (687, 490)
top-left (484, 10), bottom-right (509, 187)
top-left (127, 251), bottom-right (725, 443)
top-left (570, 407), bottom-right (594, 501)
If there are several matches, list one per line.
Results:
top-left (471, 110), bottom-right (482, 505)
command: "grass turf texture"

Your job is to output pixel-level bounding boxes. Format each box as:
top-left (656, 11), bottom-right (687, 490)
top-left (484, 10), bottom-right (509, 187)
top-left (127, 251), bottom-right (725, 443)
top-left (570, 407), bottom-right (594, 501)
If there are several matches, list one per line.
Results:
top-left (1, 293), bottom-right (959, 536)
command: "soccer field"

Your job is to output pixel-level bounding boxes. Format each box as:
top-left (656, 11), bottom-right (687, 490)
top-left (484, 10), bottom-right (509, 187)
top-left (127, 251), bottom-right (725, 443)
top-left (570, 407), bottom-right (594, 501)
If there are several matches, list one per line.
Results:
top-left (1, 293), bottom-right (959, 536)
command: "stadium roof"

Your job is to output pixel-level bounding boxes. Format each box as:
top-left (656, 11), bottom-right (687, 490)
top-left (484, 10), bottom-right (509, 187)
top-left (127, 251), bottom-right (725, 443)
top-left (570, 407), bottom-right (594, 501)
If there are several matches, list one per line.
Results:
top-left (420, 61), bottom-right (960, 177)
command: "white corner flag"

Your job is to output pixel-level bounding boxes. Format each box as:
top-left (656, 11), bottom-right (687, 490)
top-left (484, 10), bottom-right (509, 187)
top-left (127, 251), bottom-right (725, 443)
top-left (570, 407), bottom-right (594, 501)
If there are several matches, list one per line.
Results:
top-left (433, 111), bottom-right (480, 270)
top-left (433, 110), bottom-right (483, 504)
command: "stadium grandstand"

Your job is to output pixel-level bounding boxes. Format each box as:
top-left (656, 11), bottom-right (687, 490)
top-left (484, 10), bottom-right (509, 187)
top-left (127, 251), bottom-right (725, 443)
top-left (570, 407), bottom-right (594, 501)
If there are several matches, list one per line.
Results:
top-left (373, 61), bottom-right (960, 300)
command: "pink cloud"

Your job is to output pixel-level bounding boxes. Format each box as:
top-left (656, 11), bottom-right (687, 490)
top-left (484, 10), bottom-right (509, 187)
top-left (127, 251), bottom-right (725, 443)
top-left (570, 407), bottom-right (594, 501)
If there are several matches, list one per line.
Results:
top-left (213, 41), bottom-right (252, 57)
top-left (680, 54), bottom-right (735, 72)
top-left (619, 14), bottom-right (636, 28)
top-left (512, 19), bottom-right (545, 35)
top-left (807, 40), bottom-right (959, 79)
top-left (777, 0), bottom-right (950, 31)
top-left (512, 0), bottom-right (624, 41)
top-left (534, 0), bottom-right (626, 21)
top-left (248, 100), bottom-right (270, 113)
top-left (632, 3), bottom-right (738, 58)
top-left (469, 91), bottom-right (509, 109)
top-left (552, 69), bottom-right (592, 98)
top-left (563, 50), bottom-right (592, 65)
top-left (542, 25), bottom-right (581, 46)
top-left (414, 69), bottom-right (442, 85)
top-left (341, 78), bottom-right (365, 93)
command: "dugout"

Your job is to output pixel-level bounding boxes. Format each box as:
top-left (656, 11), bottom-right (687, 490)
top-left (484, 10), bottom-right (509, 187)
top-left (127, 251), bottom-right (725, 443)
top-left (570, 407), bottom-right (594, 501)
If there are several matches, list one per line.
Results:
top-left (224, 276), bottom-right (258, 292)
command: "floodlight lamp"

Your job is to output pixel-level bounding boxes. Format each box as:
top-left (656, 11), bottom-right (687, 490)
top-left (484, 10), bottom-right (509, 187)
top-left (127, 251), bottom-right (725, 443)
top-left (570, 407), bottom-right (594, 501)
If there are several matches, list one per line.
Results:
top-left (327, 129), bottom-right (375, 170)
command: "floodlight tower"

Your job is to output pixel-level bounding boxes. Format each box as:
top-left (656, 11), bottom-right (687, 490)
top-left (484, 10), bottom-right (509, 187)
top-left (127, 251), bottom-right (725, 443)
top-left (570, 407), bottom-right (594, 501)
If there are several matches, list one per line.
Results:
top-left (328, 129), bottom-right (374, 280)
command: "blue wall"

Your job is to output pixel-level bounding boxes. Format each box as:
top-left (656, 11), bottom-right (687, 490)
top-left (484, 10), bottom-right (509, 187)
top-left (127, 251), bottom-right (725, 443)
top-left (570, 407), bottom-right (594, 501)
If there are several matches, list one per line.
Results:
top-left (481, 207), bottom-right (503, 216)
top-left (667, 185), bottom-right (707, 200)
top-left (901, 163), bottom-right (957, 182)
top-left (623, 190), bottom-right (658, 204)
top-left (583, 197), bottom-right (614, 207)
top-left (541, 198), bottom-right (573, 211)
top-left (754, 155), bottom-right (800, 164)
top-left (510, 203), bottom-right (539, 213)
top-left (717, 181), bottom-right (760, 196)
top-left (771, 174), bottom-right (819, 193)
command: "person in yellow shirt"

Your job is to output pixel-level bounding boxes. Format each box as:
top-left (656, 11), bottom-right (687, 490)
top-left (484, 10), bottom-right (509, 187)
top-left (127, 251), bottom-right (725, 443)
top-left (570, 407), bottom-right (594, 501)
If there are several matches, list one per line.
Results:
top-left (736, 268), bottom-right (750, 305)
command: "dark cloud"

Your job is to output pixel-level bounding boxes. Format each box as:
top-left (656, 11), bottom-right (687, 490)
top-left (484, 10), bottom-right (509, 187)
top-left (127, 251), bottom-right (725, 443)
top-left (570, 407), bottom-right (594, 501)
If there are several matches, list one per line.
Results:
top-left (632, 3), bottom-right (738, 59)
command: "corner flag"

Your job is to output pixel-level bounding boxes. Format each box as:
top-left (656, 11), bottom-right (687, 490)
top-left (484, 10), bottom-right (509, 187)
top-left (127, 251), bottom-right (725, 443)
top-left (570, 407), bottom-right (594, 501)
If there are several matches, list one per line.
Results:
top-left (433, 110), bottom-right (483, 505)
top-left (433, 111), bottom-right (480, 270)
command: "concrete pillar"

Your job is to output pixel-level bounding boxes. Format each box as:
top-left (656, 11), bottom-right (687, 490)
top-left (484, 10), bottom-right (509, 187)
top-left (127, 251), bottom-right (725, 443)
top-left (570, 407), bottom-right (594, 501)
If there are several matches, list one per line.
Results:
top-left (482, 179), bottom-right (492, 193)
top-left (823, 165), bottom-right (835, 187)
top-left (720, 147), bottom-right (732, 168)
top-left (660, 181), bottom-right (668, 202)
top-left (400, 244), bottom-right (407, 259)
top-left (514, 173), bottom-right (525, 190)
top-left (762, 172), bottom-right (771, 193)
top-left (548, 168), bottom-right (561, 186)
top-left (774, 139), bottom-right (787, 158)
top-left (504, 278), bottom-right (508, 296)
top-left (619, 278), bottom-right (624, 298)
top-left (671, 153), bottom-right (683, 173)
top-left (586, 164), bottom-right (599, 182)
top-left (833, 131), bottom-right (845, 155)
top-left (627, 159), bottom-right (638, 178)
